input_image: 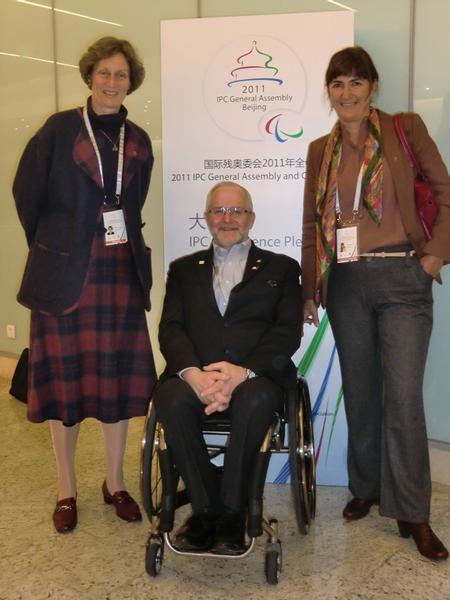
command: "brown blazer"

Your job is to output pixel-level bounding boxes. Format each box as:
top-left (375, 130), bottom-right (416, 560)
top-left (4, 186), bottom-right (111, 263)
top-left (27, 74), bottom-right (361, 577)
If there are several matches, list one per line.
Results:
top-left (301, 110), bottom-right (450, 305)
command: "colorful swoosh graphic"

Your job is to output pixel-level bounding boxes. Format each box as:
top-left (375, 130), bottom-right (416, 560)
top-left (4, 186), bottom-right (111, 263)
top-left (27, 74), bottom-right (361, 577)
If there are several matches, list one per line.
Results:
top-left (265, 114), bottom-right (303, 143)
top-left (273, 313), bottom-right (344, 483)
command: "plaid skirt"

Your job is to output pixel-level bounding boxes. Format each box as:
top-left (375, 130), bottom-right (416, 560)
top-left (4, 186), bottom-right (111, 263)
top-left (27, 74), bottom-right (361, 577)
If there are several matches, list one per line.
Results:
top-left (27, 234), bottom-right (156, 425)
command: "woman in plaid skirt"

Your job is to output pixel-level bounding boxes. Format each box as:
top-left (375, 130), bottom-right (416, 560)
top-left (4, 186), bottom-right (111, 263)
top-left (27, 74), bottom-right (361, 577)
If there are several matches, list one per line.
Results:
top-left (13, 37), bottom-right (157, 533)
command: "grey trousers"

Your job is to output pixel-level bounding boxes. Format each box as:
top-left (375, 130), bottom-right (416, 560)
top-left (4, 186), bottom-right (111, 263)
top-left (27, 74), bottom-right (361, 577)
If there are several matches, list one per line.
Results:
top-left (327, 256), bottom-right (433, 522)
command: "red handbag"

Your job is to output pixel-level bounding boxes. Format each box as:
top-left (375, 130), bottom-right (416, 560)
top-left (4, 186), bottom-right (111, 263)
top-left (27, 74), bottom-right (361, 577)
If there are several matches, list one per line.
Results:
top-left (393, 114), bottom-right (439, 240)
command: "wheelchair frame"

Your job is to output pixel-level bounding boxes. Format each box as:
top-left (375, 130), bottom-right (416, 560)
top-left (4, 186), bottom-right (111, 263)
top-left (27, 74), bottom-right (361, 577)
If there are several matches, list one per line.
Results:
top-left (140, 375), bottom-right (316, 585)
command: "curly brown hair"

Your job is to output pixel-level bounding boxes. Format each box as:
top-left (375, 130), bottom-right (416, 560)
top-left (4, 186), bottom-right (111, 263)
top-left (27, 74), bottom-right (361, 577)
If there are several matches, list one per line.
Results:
top-left (79, 36), bottom-right (145, 94)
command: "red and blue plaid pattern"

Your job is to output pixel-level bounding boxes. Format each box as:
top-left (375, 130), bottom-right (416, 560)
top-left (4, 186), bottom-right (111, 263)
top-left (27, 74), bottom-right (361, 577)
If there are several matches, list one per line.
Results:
top-left (72, 107), bottom-right (151, 191)
top-left (27, 234), bottom-right (156, 425)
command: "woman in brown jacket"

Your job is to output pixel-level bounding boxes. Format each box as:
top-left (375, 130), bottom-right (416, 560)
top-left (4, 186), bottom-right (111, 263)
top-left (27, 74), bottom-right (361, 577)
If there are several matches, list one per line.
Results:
top-left (302, 46), bottom-right (450, 560)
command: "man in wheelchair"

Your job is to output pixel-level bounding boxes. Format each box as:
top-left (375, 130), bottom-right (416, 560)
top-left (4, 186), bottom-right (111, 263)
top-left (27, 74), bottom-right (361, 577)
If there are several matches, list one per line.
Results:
top-left (154, 182), bottom-right (302, 555)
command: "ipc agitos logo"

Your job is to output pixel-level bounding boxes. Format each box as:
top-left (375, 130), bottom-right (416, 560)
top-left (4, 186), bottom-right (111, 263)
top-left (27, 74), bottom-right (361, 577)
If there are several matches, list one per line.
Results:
top-left (265, 113), bottom-right (303, 143)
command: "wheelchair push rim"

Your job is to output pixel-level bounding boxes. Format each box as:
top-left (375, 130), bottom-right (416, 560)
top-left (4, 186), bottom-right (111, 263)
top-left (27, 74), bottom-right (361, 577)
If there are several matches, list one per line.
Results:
top-left (140, 402), bottom-right (163, 521)
top-left (288, 377), bottom-right (316, 534)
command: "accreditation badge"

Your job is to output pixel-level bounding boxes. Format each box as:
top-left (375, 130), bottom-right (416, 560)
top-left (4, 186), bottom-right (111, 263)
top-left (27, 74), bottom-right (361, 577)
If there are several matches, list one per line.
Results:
top-left (103, 209), bottom-right (128, 246)
top-left (336, 225), bottom-right (359, 263)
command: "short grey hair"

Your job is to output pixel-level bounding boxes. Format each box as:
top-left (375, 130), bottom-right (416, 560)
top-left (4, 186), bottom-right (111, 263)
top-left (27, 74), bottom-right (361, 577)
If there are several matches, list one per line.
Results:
top-left (205, 182), bottom-right (253, 212)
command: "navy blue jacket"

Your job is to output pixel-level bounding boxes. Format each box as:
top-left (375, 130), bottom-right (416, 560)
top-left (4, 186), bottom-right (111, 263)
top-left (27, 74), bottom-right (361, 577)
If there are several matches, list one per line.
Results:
top-left (13, 106), bottom-right (153, 315)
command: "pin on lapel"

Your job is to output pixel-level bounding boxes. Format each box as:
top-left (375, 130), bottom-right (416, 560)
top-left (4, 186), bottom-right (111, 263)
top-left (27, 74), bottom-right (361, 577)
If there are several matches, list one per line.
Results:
top-left (198, 260), bottom-right (205, 264)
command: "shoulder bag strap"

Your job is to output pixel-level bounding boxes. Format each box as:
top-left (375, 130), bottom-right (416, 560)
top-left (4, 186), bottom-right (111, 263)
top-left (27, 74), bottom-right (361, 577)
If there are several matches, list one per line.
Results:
top-left (393, 113), bottom-right (422, 173)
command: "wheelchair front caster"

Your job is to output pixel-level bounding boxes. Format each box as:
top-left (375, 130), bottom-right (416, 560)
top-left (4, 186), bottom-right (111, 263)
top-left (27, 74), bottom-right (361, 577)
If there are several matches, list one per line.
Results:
top-left (264, 540), bottom-right (282, 585)
top-left (145, 534), bottom-right (164, 577)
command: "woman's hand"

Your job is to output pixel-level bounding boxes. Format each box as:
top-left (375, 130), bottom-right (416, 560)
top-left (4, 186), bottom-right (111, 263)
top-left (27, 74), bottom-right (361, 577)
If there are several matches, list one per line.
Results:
top-left (420, 254), bottom-right (444, 279)
top-left (303, 299), bottom-right (320, 327)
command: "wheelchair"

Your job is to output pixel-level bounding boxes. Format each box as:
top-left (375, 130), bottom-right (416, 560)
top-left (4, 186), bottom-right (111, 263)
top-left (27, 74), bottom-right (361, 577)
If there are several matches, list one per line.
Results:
top-left (140, 375), bottom-right (316, 585)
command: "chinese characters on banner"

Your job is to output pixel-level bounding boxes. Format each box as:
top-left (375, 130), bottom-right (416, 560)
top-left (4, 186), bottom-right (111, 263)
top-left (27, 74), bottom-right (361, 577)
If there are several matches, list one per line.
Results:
top-left (161, 11), bottom-right (354, 484)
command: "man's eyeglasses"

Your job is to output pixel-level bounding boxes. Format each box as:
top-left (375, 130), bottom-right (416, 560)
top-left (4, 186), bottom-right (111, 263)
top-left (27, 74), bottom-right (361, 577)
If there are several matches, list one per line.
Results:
top-left (207, 207), bottom-right (252, 217)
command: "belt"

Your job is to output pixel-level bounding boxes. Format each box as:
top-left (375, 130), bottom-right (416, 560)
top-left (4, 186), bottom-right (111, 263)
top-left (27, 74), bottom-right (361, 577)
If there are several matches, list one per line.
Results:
top-left (360, 250), bottom-right (416, 258)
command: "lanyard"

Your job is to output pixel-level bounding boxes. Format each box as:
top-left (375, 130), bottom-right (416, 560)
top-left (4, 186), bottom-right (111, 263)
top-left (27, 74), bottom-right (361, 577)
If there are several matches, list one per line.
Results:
top-left (82, 105), bottom-right (125, 203)
top-left (335, 163), bottom-right (364, 225)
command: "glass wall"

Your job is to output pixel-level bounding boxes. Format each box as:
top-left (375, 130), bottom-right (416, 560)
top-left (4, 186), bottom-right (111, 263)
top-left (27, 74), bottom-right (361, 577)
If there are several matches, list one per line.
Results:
top-left (0, 0), bottom-right (55, 358)
top-left (414, 0), bottom-right (450, 442)
top-left (1, 0), bottom-right (448, 442)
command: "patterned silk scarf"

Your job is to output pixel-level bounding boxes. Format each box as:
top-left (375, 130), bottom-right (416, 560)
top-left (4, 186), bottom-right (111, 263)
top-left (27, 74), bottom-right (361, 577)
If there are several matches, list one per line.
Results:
top-left (314, 108), bottom-right (383, 301)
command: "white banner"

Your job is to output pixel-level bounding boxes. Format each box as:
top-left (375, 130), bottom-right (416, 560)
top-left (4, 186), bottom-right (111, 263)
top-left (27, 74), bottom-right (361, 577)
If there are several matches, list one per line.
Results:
top-left (161, 11), bottom-right (354, 485)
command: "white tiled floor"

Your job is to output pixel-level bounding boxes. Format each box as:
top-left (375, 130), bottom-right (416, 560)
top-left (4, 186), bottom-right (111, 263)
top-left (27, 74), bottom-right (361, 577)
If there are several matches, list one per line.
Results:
top-left (1, 377), bottom-right (449, 600)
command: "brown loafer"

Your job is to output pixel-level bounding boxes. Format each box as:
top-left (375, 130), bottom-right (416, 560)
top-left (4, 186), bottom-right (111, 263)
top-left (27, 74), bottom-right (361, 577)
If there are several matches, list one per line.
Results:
top-left (53, 497), bottom-right (77, 533)
top-left (102, 481), bottom-right (142, 522)
top-left (397, 520), bottom-right (449, 561)
top-left (343, 497), bottom-right (379, 520)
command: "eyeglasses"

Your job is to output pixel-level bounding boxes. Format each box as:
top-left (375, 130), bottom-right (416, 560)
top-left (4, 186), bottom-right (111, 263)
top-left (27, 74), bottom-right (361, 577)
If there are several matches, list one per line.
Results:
top-left (207, 207), bottom-right (252, 217)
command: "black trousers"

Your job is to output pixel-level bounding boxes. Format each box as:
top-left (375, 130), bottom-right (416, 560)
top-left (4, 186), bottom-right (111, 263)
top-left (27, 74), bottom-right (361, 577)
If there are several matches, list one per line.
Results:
top-left (154, 376), bottom-right (283, 513)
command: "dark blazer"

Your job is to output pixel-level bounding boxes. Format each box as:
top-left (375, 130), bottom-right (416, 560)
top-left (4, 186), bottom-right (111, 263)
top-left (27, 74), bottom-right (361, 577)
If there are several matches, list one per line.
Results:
top-left (159, 242), bottom-right (302, 389)
top-left (301, 110), bottom-right (450, 305)
top-left (13, 106), bottom-right (153, 315)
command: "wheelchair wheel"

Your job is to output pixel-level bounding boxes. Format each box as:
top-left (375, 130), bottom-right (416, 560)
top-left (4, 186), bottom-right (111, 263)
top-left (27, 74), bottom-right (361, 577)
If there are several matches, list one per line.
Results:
top-left (140, 402), bottom-right (163, 521)
top-left (264, 541), bottom-right (282, 585)
top-left (145, 534), bottom-right (164, 577)
top-left (288, 377), bottom-right (316, 534)
top-left (300, 379), bottom-right (316, 519)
